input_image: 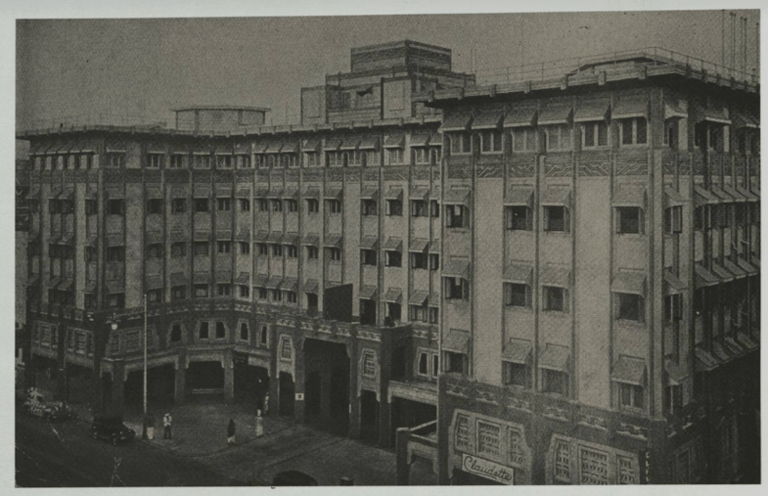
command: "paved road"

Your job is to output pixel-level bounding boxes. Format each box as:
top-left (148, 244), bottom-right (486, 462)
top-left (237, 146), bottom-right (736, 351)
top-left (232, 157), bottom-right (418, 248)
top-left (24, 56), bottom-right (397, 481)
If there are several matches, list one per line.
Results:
top-left (15, 411), bottom-right (242, 487)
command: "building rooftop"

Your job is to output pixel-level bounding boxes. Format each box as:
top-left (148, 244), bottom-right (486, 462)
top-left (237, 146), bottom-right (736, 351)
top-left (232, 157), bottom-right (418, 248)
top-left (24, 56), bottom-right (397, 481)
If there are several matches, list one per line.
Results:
top-left (172, 105), bottom-right (271, 113)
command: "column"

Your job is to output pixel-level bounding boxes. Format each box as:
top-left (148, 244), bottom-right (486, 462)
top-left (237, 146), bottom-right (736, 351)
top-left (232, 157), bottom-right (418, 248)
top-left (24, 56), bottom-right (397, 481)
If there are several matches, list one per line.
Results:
top-left (395, 427), bottom-right (412, 485)
top-left (223, 349), bottom-right (234, 401)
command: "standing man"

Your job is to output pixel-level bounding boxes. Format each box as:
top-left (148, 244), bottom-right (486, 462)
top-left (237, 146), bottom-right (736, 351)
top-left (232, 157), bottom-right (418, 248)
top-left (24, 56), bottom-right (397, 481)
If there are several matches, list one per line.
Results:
top-left (163, 412), bottom-right (172, 440)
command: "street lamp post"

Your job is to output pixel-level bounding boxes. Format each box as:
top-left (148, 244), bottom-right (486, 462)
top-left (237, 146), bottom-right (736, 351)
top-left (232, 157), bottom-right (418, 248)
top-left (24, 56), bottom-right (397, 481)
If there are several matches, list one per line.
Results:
top-left (142, 294), bottom-right (148, 440)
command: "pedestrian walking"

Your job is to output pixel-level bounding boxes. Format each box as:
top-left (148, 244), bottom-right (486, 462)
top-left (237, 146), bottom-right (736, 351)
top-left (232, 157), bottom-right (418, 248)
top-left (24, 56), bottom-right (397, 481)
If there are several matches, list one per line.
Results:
top-left (255, 410), bottom-right (264, 438)
top-left (163, 412), bottom-right (172, 440)
top-left (227, 418), bottom-right (236, 445)
top-left (263, 393), bottom-right (270, 416)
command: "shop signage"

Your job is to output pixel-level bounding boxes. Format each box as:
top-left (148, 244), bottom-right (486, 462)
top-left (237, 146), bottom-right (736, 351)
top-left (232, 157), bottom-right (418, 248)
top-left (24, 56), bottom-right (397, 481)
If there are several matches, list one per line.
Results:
top-left (462, 454), bottom-right (514, 485)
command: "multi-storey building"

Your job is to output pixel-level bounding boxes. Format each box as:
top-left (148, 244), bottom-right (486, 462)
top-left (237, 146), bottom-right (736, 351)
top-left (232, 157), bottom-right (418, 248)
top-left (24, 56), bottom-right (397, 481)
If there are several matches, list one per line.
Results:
top-left (19, 40), bottom-right (474, 446)
top-left (395, 49), bottom-right (760, 484)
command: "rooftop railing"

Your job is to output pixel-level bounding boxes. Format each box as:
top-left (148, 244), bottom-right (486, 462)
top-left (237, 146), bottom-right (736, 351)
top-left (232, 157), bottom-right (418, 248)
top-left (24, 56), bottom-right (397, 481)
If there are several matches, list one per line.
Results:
top-left (473, 46), bottom-right (759, 87)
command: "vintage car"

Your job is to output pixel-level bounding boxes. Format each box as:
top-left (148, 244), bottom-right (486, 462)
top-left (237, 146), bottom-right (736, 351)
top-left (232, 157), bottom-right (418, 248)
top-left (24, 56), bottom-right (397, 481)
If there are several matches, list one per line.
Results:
top-left (91, 414), bottom-right (136, 446)
top-left (23, 389), bottom-right (71, 421)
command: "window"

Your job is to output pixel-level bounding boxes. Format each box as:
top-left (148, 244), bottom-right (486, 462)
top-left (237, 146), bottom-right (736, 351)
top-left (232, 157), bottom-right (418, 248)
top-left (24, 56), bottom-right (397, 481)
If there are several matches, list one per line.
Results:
top-left (694, 206), bottom-right (710, 231)
top-left (347, 151), bottom-right (362, 167)
top-left (217, 284), bottom-right (231, 296)
top-left (171, 286), bottom-right (186, 301)
top-left (171, 198), bottom-right (186, 214)
top-left (194, 284), bottom-right (209, 298)
top-left (107, 199), bottom-right (125, 216)
top-left (146, 288), bottom-right (162, 303)
top-left (716, 204), bottom-right (732, 228)
top-left (429, 307), bottom-right (439, 324)
top-left (455, 414), bottom-right (471, 451)
top-left (445, 205), bottom-right (468, 228)
top-left (326, 199), bottom-right (342, 213)
top-left (410, 304), bottom-right (428, 322)
top-left (285, 199), bottom-right (298, 213)
top-left (107, 293), bottom-right (125, 309)
top-left (582, 121), bottom-right (609, 148)
top-left (579, 446), bottom-right (609, 484)
top-left (430, 200), bottom-right (440, 217)
top-left (286, 245), bottom-right (298, 258)
top-left (665, 384), bottom-right (683, 415)
top-left (271, 244), bottom-right (283, 257)
top-left (512, 128), bottom-right (537, 152)
top-left (217, 198), bottom-right (231, 211)
top-left (418, 352), bottom-right (429, 375)
top-left (125, 330), bottom-right (141, 352)
top-left (616, 207), bottom-right (643, 234)
top-left (216, 155), bottom-right (233, 169)
top-left (445, 277), bottom-right (469, 300)
top-left (445, 351), bottom-right (467, 374)
top-left (170, 155), bottom-right (185, 169)
top-left (280, 337), bottom-right (292, 359)
top-left (147, 153), bottom-right (163, 168)
top-left (619, 383), bottom-right (645, 410)
top-left (171, 324), bottom-right (182, 342)
top-left (411, 200), bottom-right (428, 217)
top-left (147, 243), bottom-right (163, 259)
top-left (616, 293), bottom-right (644, 322)
top-left (365, 150), bottom-right (380, 166)
top-left (260, 325), bottom-right (269, 345)
top-left (480, 130), bottom-right (503, 153)
top-left (147, 199), bottom-right (163, 215)
top-left (450, 133), bottom-right (471, 154)
top-left (105, 152), bottom-right (125, 168)
top-left (387, 148), bottom-right (405, 165)
top-left (85, 199), bottom-right (97, 215)
top-left (194, 198), bottom-right (209, 213)
top-left (48, 199), bottom-right (61, 214)
top-left (620, 118), bottom-right (648, 146)
top-left (239, 198), bottom-right (250, 212)
top-left (361, 249), bottom-right (377, 266)
top-left (504, 283), bottom-right (529, 307)
top-left (554, 440), bottom-right (571, 482)
top-left (544, 206), bottom-right (569, 232)
top-left (272, 199), bottom-right (283, 212)
top-left (411, 252), bottom-right (427, 269)
top-left (326, 247), bottom-right (341, 261)
top-left (429, 254), bottom-right (440, 271)
top-left (272, 289), bottom-right (282, 302)
top-left (664, 294), bottom-right (683, 322)
top-left (414, 147), bottom-right (429, 165)
top-left (286, 291), bottom-right (297, 304)
top-left (257, 243), bottom-right (268, 256)
top-left (361, 199), bottom-right (377, 216)
top-left (504, 362), bottom-right (529, 388)
top-left (664, 206), bottom-right (683, 234)
top-left (194, 155), bottom-right (211, 169)
top-left (545, 125), bottom-right (572, 151)
top-left (106, 246), bottom-right (125, 262)
top-left (387, 303), bottom-right (401, 322)
top-left (306, 199), bottom-right (319, 213)
top-left (218, 241), bottom-right (231, 254)
top-left (544, 286), bottom-right (568, 312)
top-left (542, 369), bottom-right (568, 395)
top-left (385, 251), bottom-right (402, 267)
top-left (306, 246), bottom-right (318, 260)
top-left (193, 241), bottom-right (209, 256)
top-left (507, 206), bottom-right (532, 231)
top-left (386, 199), bottom-right (403, 216)
top-left (239, 322), bottom-right (249, 341)
top-left (258, 199), bottom-right (269, 212)
top-left (239, 285), bottom-right (250, 298)
top-left (304, 151), bottom-right (319, 167)
top-left (257, 287), bottom-right (268, 300)
top-left (307, 293), bottom-right (318, 311)
top-left (85, 247), bottom-right (97, 261)
top-left (239, 242), bottom-right (250, 255)
top-left (198, 321), bottom-right (209, 339)
top-left (215, 321), bottom-right (226, 339)
top-left (664, 120), bottom-right (679, 149)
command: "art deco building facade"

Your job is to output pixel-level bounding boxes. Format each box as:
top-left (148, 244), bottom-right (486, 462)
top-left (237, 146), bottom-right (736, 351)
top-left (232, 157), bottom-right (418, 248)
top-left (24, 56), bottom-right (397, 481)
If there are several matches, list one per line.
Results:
top-left (395, 50), bottom-right (760, 485)
top-left (19, 40), bottom-right (475, 446)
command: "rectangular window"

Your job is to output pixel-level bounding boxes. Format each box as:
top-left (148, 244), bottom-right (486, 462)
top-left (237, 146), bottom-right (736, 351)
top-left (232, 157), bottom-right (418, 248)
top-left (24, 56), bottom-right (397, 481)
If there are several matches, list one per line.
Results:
top-left (385, 251), bottom-right (402, 267)
top-left (106, 246), bottom-right (125, 262)
top-left (306, 199), bottom-right (319, 213)
top-left (387, 148), bottom-right (404, 165)
top-left (429, 254), bottom-right (440, 271)
top-left (172, 198), bottom-right (187, 214)
top-left (304, 151), bottom-right (318, 167)
top-left (147, 199), bottom-right (163, 215)
top-left (445, 351), bottom-right (466, 374)
top-left (326, 199), bottom-right (342, 214)
top-left (411, 252), bottom-right (428, 269)
top-left (271, 244), bottom-right (283, 257)
top-left (272, 199), bottom-right (283, 212)
top-left (512, 128), bottom-right (537, 152)
top-left (411, 200), bottom-right (428, 217)
top-left (326, 247), bottom-right (341, 261)
top-left (257, 243), bottom-right (268, 256)
top-left (199, 321), bottom-right (209, 339)
top-left (582, 121), bottom-right (609, 148)
top-left (619, 383), bottom-right (645, 410)
top-left (544, 206), bottom-right (569, 232)
top-left (258, 287), bottom-right (268, 300)
top-left (194, 241), bottom-right (209, 256)
top-left (170, 324), bottom-right (181, 342)
top-left (217, 284), bottom-right (231, 296)
top-left (504, 283), bottom-right (529, 307)
top-left (542, 369), bottom-right (568, 395)
top-left (147, 153), bottom-right (163, 169)
top-left (286, 291), bottom-right (297, 304)
top-left (107, 199), bottom-right (125, 216)
top-left (239, 322), bottom-right (249, 341)
top-left (616, 293), bottom-right (644, 322)
top-left (664, 206), bottom-right (683, 234)
top-left (480, 130), bottom-right (503, 153)
top-left (545, 125), bottom-right (572, 151)
top-left (285, 199), bottom-right (298, 213)
top-left (239, 198), bottom-right (251, 212)
top-left (286, 245), bottom-right (298, 258)
top-left (430, 200), bottom-right (440, 218)
top-left (239, 242), bottom-right (250, 255)
top-left (194, 284), bottom-right (209, 298)
top-left (106, 152), bottom-right (125, 168)
top-left (146, 288), bottom-right (162, 303)
top-left (216, 155), bottom-right (233, 169)
top-left (429, 307), bottom-right (439, 324)
top-left (239, 285), bottom-right (250, 298)
top-left (664, 120), bottom-right (679, 149)
top-left (386, 199), bottom-right (403, 216)
top-left (361, 199), bottom-right (377, 216)
top-left (217, 198), bottom-right (231, 211)
top-left (445, 277), bottom-right (469, 300)
top-left (84, 199), bottom-right (97, 215)
top-left (107, 293), bottom-right (125, 309)
top-left (215, 321), bottom-right (226, 338)
top-left (194, 198), bottom-right (209, 213)
top-left (620, 118), bottom-right (648, 146)
top-left (361, 249), bottom-right (377, 266)
top-left (503, 362), bottom-right (529, 388)
top-left (306, 246), bottom-right (318, 260)
top-left (272, 289), bottom-right (282, 302)
top-left (544, 286), bottom-right (567, 312)
top-left (170, 155), bottom-right (185, 169)
top-left (445, 205), bottom-right (468, 228)
top-left (258, 199), bottom-right (269, 212)
top-left (616, 207), bottom-right (643, 234)
top-left (85, 246), bottom-right (97, 261)
top-left (217, 241), bottom-right (231, 254)
top-left (664, 293), bottom-right (683, 321)
top-left (507, 206), bottom-right (532, 231)
top-left (450, 133), bottom-right (471, 155)
top-left (260, 325), bottom-right (269, 345)
top-left (146, 243), bottom-right (163, 259)
top-left (171, 286), bottom-right (186, 301)
top-left (413, 147), bottom-right (429, 165)
top-left (410, 305), bottom-right (427, 322)
top-left (477, 421), bottom-right (501, 457)
top-left (194, 155), bottom-right (211, 169)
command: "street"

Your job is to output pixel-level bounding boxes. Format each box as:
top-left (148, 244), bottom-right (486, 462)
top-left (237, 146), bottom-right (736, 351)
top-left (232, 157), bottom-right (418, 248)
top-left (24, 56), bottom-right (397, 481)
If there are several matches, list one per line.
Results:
top-left (15, 410), bottom-right (240, 487)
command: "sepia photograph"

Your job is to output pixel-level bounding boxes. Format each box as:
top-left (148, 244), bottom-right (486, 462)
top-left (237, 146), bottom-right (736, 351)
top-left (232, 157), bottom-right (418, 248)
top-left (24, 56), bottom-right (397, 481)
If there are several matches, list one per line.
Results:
top-left (12, 4), bottom-right (762, 487)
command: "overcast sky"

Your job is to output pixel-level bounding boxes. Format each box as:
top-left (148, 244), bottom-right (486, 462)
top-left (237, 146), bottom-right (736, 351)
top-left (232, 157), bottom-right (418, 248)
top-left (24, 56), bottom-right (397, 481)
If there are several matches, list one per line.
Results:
top-left (15, 9), bottom-right (760, 132)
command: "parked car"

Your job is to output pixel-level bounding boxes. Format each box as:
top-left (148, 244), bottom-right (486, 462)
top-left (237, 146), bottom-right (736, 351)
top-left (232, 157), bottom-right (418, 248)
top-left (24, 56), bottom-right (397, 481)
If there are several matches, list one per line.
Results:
top-left (23, 389), bottom-right (71, 421)
top-left (91, 414), bottom-right (136, 445)
top-left (271, 470), bottom-right (318, 486)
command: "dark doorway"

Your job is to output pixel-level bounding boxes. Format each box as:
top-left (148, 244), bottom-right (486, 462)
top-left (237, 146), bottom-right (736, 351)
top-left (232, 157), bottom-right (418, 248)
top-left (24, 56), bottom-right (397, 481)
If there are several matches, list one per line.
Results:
top-left (124, 364), bottom-right (176, 407)
top-left (303, 338), bottom-right (350, 436)
top-left (360, 390), bottom-right (378, 443)
top-left (64, 363), bottom-right (93, 405)
top-left (278, 372), bottom-right (295, 416)
top-left (360, 299), bottom-right (377, 326)
top-left (391, 397), bottom-right (437, 444)
top-left (452, 469), bottom-right (505, 485)
top-left (186, 361), bottom-right (225, 392)
top-left (233, 355), bottom-right (269, 406)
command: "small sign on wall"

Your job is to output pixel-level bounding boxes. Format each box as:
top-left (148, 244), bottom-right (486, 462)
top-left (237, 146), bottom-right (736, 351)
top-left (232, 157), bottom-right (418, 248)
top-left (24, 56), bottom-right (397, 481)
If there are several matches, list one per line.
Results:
top-left (461, 454), bottom-right (514, 485)
top-left (295, 393), bottom-right (304, 401)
